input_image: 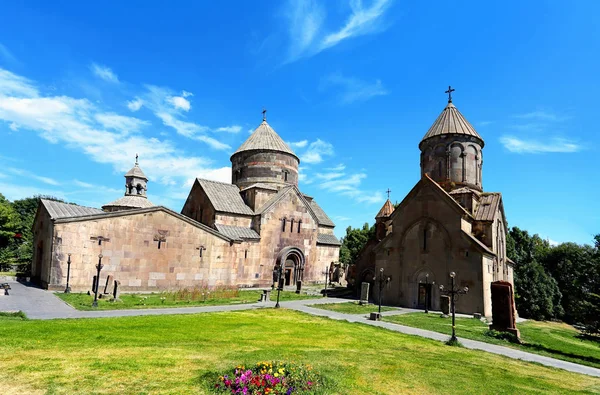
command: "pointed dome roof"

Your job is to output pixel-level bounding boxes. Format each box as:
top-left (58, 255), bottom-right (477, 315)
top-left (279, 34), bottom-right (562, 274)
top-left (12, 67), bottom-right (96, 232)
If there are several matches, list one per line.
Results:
top-left (420, 102), bottom-right (484, 148)
top-left (232, 120), bottom-right (299, 161)
top-left (125, 163), bottom-right (148, 180)
top-left (376, 199), bottom-right (395, 218)
top-left (102, 195), bottom-right (154, 211)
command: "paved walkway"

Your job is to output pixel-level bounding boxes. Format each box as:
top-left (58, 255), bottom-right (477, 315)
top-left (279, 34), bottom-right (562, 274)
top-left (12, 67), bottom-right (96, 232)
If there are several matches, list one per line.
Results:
top-left (1, 280), bottom-right (599, 378)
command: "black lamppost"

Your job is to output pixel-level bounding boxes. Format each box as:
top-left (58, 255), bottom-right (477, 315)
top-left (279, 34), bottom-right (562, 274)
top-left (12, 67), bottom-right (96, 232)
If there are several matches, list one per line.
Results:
top-left (323, 266), bottom-right (329, 297)
top-left (439, 271), bottom-right (469, 342)
top-left (64, 253), bottom-right (72, 294)
top-left (92, 254), bottom-right (103, 308)
top-left (373, 268), bottom-right (391, 315)
top-left (275, 264), bottom-right (283, 308)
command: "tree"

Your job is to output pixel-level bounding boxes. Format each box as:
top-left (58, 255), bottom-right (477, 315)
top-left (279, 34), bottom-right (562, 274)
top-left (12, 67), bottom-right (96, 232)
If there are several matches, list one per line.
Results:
top-left (339, 223), bottom-right (375, 266)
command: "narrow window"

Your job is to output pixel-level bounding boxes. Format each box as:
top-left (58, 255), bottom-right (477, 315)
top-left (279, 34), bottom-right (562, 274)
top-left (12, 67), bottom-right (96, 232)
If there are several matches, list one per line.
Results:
top-left (438, 162), bottom-right (442, 178)
top-left (298, 220), bottom-right (302, 233)
top-left (282, 218), bottom-right (286, 231)
top-left (283, 170), bottom-right (288, 181)
top-left (290, 219), bottom-right (295, 232)
top-left (423, 228), bottom-right (427, 251)
top-left (244, 250), bottom-right (248, 259)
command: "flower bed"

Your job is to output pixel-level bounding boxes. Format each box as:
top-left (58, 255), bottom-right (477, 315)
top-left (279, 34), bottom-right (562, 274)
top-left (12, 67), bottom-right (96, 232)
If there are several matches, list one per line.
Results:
top-left (211, 361), bottom-right (331, 394)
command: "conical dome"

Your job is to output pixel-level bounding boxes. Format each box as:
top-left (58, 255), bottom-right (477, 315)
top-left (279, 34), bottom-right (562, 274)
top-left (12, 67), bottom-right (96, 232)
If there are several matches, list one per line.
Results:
top-left (419, 102), bottom-right (484, 149)
top-left (232, 120), bottom-right (299, 161)
top-left (375, 199), bottom-right (395, 218)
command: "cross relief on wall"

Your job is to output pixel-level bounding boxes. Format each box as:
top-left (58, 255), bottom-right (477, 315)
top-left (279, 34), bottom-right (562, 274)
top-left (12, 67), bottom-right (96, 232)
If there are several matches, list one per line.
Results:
top-left (153, 230), bottom-right (169, 249)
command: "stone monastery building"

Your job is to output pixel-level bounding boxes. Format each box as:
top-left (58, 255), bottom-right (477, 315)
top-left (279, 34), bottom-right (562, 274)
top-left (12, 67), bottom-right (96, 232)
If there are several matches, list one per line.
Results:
top-left (354, 93), bottom-right (514, 317)
top-left (32, 117), bottom-right (341, 291)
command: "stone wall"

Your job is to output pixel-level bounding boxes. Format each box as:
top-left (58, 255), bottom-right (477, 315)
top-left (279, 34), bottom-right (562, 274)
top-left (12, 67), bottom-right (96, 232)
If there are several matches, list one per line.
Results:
top-left (181, 181), bottom-right (216, 226)
top-left (231, 150), bottom-right (299, 190)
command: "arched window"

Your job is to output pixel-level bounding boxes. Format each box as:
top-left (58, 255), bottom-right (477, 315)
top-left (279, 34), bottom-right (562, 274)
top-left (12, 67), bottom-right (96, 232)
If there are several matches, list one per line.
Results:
top-left (298, 220), bottom-right (302, 233)
top-left (136, 184), bottom-right (143, 194)
top-left (438, 162), bottom-right (442, 178)
top-left (290, 219), bottom-right (294, 232)
top-left (282, 218), bottom-right (287, 231)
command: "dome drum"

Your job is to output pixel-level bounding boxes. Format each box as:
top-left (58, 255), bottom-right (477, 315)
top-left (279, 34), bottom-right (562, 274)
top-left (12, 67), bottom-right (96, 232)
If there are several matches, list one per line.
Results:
top-left (231, 150), bottom-right (299, 189)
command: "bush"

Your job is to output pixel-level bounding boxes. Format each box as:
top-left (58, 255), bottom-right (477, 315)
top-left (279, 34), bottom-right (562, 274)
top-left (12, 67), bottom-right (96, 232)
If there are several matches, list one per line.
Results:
top-left (208, 361), bottom-right (333, 394)
top-left (484, 329), bottom-right (520, 344)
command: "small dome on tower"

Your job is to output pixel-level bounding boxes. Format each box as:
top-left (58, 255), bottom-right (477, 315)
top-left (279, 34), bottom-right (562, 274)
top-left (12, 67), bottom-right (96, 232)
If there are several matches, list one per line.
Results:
top-left (419, 102), bottom-right (484, 150)
top-left (102, 155), bottom-right (154, 212)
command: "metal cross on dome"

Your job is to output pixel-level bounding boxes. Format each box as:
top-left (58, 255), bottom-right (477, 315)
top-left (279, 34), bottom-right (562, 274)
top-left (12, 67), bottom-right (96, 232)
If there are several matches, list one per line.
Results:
top-left (445, 85), bottom-right (455, 103)
top-left (386, 188), bottom-right (391, 200)
top-left (262, 108), bottom-right (267, 121)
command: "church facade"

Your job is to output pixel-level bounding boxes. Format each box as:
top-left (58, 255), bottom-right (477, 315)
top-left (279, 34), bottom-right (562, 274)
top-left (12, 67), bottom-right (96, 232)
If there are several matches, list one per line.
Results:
top-left (353, 94), bottom-right (514, 317)
top-left (32, 117), bottom-right (340, 291)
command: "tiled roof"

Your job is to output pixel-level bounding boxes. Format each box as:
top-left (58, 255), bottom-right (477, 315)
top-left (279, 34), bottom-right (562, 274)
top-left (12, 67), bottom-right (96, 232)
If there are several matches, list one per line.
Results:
top-left (41, 199), bottom-right (104, 219)
top-left (215, 224), bottom-right (260, 240)
top-left (375, 199), bottom-right (394, 218)
top-left (197, 178), bottom-right (254, 216)
top-left (420, 102), bottom-right (484, 147)
top-left (102, 195), bottom-right (154, 210)
top-left (475, 193), bottom-right (501, 222)
top-left (309, 199), bottom-right (335, 227)
top-left (449, 187), bottom-right (481, 196)
top-left (240, 183), bottom-right (279, 192)
top-left (124, 164), bottom-right (148, 179)
top-left (317, 233), bottom-right (342, 246)
top-left (232, 120), bottom-right (299, 161)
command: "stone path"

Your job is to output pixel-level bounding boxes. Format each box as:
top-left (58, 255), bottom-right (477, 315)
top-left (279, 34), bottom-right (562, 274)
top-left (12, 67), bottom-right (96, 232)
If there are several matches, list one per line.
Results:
top-left (1, 280), bottom-right (598, 378)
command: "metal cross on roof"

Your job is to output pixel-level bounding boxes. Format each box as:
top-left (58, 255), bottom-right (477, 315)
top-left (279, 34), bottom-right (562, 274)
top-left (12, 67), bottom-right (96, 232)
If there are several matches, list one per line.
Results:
top-left (262, 108), bottom-right (267, 121)
top-left (135, 153), bottom-right (139, 165)
top-left (386, 188), bottom-right (391, 200)
top-left (445, 85), bottom-right (455, 103)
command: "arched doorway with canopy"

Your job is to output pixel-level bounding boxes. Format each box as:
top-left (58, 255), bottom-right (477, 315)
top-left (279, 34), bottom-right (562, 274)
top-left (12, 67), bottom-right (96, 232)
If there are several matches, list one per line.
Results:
top-left (275, 247), bottom-right (305, 287)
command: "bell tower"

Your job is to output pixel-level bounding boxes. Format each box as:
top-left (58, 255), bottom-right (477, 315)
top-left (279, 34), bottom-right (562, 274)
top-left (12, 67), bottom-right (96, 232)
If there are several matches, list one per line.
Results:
top-left (125, 154), bottom-right (148, 197)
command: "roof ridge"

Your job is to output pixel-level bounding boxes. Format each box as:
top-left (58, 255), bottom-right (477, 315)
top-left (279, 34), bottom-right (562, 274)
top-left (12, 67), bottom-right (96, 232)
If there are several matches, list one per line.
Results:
top-left (197, 177), bottom-right (236, 187)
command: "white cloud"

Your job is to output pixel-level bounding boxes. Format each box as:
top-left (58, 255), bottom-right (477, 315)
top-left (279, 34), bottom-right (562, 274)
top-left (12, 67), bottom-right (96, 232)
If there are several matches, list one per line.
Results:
top-left (322, 72), bottom-right (388, 104)
top-left (334, 215), bottom-right (351, 221)
top-left (289, 140), bottom-right (308, 148)
top-left (514, 111), bottom-right (564, 122)
top-left (6, 167), bottom-right (60, 186)
top-left (127, 98), bottom-right (144, 112)
top-left (214, 125), bottom-right (242, 133)
top-left (0, 67), bottom-right (232, 189)
top-left (326, 164), bottom-right (345, 171)
top-left (9, 122), bottom-right (18, 131)
top-left (94, 113), bottom-right (149, 133)
top-left (0, 43), bottom-right (17, 64)
top-left (499, 136), bottom-right (581, 154)
top-left (168, 95), bottom-right (191, 111)
top-left (300, 139), bottom-right (334, 164)
top-left (90, 63), bottom-right (119, 83)
top-left (195, 135), bottom-right (231, 151)
top-left (182, 90), bottom-right (194, 97)
top-left (284, 0), bottom-right (392, 62)
top-left (73, 179), bottom-right (94, 188)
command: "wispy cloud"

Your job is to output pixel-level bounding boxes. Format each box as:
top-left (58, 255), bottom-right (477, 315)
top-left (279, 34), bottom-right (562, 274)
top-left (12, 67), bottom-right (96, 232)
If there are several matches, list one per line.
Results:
top-left (289, 140), bottom-right (308, 148)
top-left (499, 136), bottom-right (581, 154)
top-left (127, 98), bottom-right (144, 112)
top-left (6, 167), bottom-right (60, 186)
top-left (0, 67), bottom-right (232, 189)
top-left (168, 95), bottom-right (191, 111)
top-left (90, 63), bottom-right (119, 83)
top-left (284, 0), bottom-right (393, 63)
top-left (214, 125), bottom-right (242, 133)
top-left (514, 111), bottom-right (568, 122)
top-left (321, 72), bottom-right (388, 104)
top-left (0, 42), bottom-right (17, 64)
top-left (300, 139), bottom-right (334, 164)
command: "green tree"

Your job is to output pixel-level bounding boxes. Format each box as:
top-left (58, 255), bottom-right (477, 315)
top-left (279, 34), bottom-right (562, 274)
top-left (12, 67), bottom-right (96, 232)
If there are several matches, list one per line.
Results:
top-left (339, 223), bottom-right (375, 266)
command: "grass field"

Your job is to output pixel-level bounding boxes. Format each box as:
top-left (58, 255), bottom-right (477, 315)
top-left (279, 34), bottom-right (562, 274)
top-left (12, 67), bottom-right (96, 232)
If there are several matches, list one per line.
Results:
top-left (383, 313), bottom-right (600, 369)
top-left (1, 309), bottom-right (599, 394)
top-left (312, 301), bottom-right (397, 314)
top-left (57, 290), bottom-right (318, 310)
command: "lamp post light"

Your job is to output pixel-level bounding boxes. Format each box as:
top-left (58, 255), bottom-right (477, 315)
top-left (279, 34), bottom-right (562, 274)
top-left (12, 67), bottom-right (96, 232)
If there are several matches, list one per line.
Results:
top-left (64, 253), bottom-right (72, 294)
top-left (323, 266), bottom-right (329, 297)
top-left (92, 254), bottom-right (104, 308)
top-left (439, 271), bottom-right (469, 343)
top-left (275, 264), bottom-right (283, 308)
top-left (373, 267), bottom-right (391, 315)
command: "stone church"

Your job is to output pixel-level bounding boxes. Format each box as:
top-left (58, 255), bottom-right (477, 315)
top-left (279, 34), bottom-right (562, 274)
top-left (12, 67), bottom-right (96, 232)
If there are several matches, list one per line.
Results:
top-left (32, 117), bottom-right (340, 291)
top-left (353, 93), bottom-right (514, 317)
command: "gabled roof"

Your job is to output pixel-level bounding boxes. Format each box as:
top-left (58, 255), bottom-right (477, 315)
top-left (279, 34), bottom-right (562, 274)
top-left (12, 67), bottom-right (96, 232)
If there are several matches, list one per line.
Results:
top-left (41, 199), bottom-right (103, 219)
top-left (256, 185), bottom-right (333, 227)
top-left (125, 163), bottom-right (148, 180)
top-left (376, 199), bottom-right (395, 218)
top-left (420, 102), bottom-right (484, 148)
top-left (215, 224), bottom-right (260, 241)
top-left (196, 178), bottom-right (254, 216)
top-left (461, 230), bottom-right (496, 257)
top-left (309, 199), bottom-right (335, 227)
top-left (317, 233), bottom-right (342, 246)
top-left (102, 195), bottom-right (154, 210)
top-left (232, 120), bottom-right (299, 161)
top-left (474, 193), bottom-right (501, 222)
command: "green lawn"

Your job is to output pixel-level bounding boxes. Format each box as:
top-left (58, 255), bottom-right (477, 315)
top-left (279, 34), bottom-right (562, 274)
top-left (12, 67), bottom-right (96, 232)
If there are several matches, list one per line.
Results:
top-left (57, 290), bottom-right (318, 310)
top-left (1, 310), bottom-right (599, 394)
top-left (312, 301), bottom-right (397, 314)
top-left (383, 313), bottom-right (600, 369)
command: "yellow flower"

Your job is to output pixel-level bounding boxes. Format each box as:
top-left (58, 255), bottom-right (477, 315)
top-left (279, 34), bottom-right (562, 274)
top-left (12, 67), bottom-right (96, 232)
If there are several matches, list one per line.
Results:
top-left (278, 368), bottom-right (284, 374)
top-left (268, 369), bottom-right (273, 373)
top-left (274, 373), bottom-right (279, 377)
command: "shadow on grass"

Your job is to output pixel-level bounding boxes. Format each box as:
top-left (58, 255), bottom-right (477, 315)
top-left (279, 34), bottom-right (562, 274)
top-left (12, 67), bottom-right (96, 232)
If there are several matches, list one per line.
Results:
top-left (577, 333), bottom-right (600, 344)
top-left (0, 310), bottom-right (27, 320)
top-left (521, 342), bottom-right (600, 366)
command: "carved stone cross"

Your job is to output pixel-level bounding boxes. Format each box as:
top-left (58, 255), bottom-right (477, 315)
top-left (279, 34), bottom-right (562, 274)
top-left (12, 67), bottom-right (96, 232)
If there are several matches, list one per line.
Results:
top-left (153, 230), bottom-right (168, 249)
top-left (90, 236), bottom-right (110, 246)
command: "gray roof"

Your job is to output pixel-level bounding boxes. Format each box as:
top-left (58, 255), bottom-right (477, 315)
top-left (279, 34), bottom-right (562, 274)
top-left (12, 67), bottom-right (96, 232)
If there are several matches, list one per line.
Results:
top-left (215, 224), bottom-right (260, 241)
top-left (197, 178), bottom-right (254, 216)
top-left (317, 233), bottom-right (342, 246)
top-left (474, 193), bottom-right (501, 222)
top-left (420, 102), bottom-right (484, 147)
top-left (309, 199), bottom-right (335, 227)
top-left (125, 164), bottom-right (148, 180)
top-left (102, 195), bottom-right (154, 210)
top-left (232, 120), bottom-right (299, 161)
top-left (240, 183), bottom-right (279, 192)
top-left (41, 199), bottom-right (104, 219)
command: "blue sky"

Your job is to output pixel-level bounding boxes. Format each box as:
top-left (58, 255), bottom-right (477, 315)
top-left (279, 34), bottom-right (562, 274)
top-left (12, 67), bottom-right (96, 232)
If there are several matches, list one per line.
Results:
top-left (0, 1), bottom-right (598, 245)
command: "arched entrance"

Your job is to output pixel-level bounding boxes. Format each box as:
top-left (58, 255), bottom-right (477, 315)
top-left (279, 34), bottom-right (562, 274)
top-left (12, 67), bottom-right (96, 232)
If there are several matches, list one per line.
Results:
top-left (275, 247), bottom-right (305, 287)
